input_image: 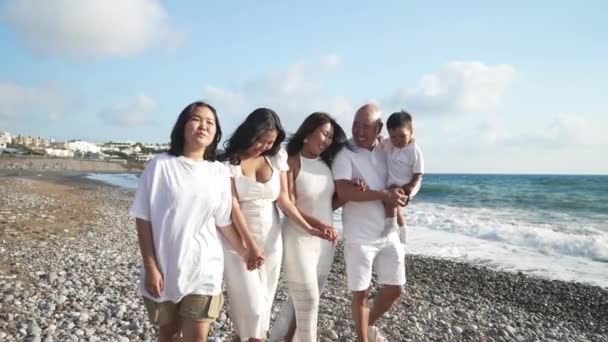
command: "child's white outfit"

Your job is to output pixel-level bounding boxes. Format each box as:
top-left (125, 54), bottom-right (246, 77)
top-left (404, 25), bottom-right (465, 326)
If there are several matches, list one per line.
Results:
top-left (380, 137), bottom-right (424, 243)
top-left (129, 153), bottom-right (233, 303)
top-left (222, 150), bottom-right (288, 341)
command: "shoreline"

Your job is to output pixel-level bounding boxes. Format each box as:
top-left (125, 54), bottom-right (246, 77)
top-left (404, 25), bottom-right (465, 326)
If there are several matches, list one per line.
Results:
top-left (0, 173), bottom-right (606, 340)
top-left (0, 156), bottom-right (143, 173)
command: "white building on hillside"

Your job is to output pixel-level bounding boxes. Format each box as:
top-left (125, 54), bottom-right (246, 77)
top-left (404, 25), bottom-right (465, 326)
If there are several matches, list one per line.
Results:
top-left (45, 148), bottom-right (74, 157)
top-left (101, 146), bottom-right (120, 153)
top-left (0, 132), bottom-right (11, 144)
top-left (135, 153), bottom-right (154, 163)
top-left (13, 134), bottom-right (32, 146)
top-left (143, 143), bottom-right (170, 151)
top-left (104, 141), bottom-right (134, 149)
top-left (121, 145), bottom-right (141, 155)
top-left (65, 140), bottom-right (102, 153)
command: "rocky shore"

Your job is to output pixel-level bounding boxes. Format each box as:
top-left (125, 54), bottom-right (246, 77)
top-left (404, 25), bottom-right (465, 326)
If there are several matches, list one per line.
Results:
top-left (0, 174), bottom-right (606, 341)
top-left (0, 156), bottom-right (142, 172)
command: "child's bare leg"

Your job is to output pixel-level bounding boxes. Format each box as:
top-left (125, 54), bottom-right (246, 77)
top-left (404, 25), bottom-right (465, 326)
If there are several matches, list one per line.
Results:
top-left (397, 211), bottom-right (404, 227)
top-left (384, 203), bottom-right (397, 219)
top-left (397, 208), bottom-right (408, 244)
top-left (383, 186), bottom-right (400, 236)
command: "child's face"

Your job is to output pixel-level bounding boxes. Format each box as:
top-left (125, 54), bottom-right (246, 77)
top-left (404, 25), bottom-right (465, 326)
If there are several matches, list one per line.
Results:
top-left (388, 127), bottom-right (412, 148)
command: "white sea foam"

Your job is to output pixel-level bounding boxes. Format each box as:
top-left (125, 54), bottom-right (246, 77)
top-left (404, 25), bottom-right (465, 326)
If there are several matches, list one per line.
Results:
top-left (405, 225), bottom-right (608, 288)
top-left (406, 202), bottom-right (608, 262)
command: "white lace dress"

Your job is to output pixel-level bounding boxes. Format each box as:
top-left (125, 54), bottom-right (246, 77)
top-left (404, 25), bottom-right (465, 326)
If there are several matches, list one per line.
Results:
top-left (269, 154), bottom-right (336, 342)
top-left (222, 150), bottom-right (288, 341)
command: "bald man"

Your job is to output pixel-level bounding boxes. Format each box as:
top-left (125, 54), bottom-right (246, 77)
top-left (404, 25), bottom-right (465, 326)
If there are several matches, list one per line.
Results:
top-left (332, 104), bottom-right (408, 342)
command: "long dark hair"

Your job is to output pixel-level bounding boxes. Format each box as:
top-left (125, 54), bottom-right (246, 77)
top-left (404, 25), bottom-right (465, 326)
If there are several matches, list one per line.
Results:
top-left (286, 112), bottom-right (348, 167)
top-left (221, 108), bottom-right (286, 165)
top-left (168, 101), bottom-right (222, 161)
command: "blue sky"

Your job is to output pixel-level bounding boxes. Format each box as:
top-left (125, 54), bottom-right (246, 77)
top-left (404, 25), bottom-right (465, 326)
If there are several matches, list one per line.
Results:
top-left (1, 0), bottom-right (607, 174)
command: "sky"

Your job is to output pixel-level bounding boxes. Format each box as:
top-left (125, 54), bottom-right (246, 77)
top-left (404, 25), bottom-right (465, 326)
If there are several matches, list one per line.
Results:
top-left (0, 0), bottom-right (607, 174)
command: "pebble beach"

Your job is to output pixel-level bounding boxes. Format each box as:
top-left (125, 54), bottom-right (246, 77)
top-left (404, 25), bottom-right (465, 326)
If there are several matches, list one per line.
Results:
top-left (0, 171), bottom-right (607, 341)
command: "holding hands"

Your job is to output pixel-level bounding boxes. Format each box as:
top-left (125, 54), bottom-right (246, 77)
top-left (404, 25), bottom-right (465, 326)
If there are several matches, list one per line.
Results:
top-left (310, 222), bottom-right (339, 245)
top-left (238, 242), bottom-right (266, 271)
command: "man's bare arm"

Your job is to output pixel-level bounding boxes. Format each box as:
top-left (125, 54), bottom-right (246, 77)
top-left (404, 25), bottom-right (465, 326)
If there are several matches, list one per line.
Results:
top-left (335, 179), bottom-right (406, 207)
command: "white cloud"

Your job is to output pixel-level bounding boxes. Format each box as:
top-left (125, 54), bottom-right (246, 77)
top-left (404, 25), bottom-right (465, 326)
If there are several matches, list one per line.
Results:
top-left (98, 94), bottom-right (158, 126)
top-left (202, 86), bottom-right (246, 117)
top-left (500, 115), bottom-right (607, 148)
top-left (202, 59), bottom-right (515, 133)
top-left (320, 53), bottom-right (341, 68)
top-left (472, 114), bottom-right (608, 150)
top-left (477, 119), bottom-right (506, 146)
top-left (389, 61), bottom-right (515, 115)
top-left (202, 54), bottom-right (355, 131)
top-left (0, 82), bottom-right (77, 121)
top-left (1, 0), bottom-right (182, 58)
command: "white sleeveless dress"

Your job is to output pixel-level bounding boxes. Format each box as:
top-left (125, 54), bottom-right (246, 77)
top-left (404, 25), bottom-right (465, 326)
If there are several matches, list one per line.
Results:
top-left (269, 154), bottom-right (336, 342)
top-left (222, 150), bottom-right (288, 341)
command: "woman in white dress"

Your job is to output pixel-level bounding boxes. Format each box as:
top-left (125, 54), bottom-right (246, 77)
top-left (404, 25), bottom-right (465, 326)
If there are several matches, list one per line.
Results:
top-left (270, 112), bottom-right (350, 342)
top-left (220, 108), bottom-right (334, 342)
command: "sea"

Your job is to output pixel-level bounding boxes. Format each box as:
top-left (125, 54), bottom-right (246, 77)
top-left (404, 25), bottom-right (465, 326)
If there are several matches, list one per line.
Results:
top-left (86, 173), bottom-right (608, 288)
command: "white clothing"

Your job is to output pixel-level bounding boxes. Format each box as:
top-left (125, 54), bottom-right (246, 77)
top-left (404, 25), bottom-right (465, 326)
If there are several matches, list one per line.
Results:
top-left (222, 150), bottom-right (288, 340)
top-left (332, 139), bottom-right (395, 244)
top-left (332, 140), bottom-right (405, 290)
top-left (129, 153), bottom-right (232, 303)
top-left (381, 138), bottom-right (424, 245)
top-left (381, 137), bottom-right (424, 189)
top-left (344, 237), bottom-right (406, 291)
top-left (270, 154), bottom-right (336, 342)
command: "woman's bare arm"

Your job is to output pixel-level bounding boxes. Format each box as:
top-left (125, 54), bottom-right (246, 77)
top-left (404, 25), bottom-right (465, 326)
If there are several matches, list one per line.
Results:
top-left (135, 218), bottom-right (163, 298)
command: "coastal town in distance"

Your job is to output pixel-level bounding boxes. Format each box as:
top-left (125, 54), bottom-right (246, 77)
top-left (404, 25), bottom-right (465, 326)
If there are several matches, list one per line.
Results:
top-left (0, 131), bottom-right (167, 165)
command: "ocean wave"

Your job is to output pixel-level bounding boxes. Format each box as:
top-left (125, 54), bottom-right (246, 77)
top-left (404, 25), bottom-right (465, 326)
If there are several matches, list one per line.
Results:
top-left (406, 203), bottom-right (608, 262)
top-left (416, 174), bottom-right (608, 216)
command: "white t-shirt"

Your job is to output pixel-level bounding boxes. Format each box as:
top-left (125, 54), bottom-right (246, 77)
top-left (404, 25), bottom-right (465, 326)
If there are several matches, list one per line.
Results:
top-left (332, 140), bottom-right (388, 244)
top-left (130, 153), bottom-right (232, 303)
top-left (381, 138), bottom-right (424, 187)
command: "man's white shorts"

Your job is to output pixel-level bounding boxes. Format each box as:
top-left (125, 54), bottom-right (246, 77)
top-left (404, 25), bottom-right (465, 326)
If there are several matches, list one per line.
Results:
top-left (344, 236), bottom-right (406, 291)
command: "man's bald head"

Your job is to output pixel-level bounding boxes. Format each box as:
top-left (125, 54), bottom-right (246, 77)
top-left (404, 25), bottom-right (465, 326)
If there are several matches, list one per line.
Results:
top-left (352, 103), bottom-right (383, 150)
top-left (355, 104), bottom-right (382, 122)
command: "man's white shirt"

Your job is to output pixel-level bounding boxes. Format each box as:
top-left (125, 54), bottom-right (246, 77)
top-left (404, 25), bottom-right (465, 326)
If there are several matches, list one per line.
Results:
top-left (332, 140), bottom-right (388, 244)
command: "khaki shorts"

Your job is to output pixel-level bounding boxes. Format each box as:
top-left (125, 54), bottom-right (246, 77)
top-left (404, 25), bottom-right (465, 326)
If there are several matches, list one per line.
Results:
top-left (143, 293), bottom-right (224, 326)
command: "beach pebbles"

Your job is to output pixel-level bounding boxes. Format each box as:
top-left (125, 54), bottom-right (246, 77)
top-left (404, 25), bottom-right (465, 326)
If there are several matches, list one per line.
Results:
top-left (0, 176), bottom-right (607, 341)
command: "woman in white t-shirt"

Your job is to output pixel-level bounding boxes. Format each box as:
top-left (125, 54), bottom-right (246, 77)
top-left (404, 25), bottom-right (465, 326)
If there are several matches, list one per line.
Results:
top-left (269, 112), bottom-right (349, 342)
top-left (219, 108), bottom-right (331, 342)
top-left (130, 101), bottom-right (251, 341)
